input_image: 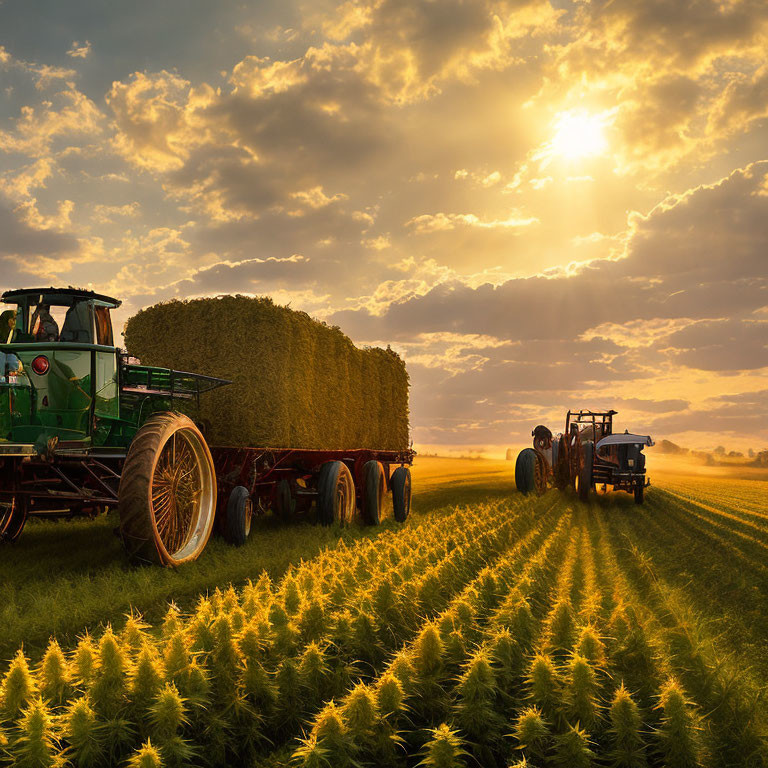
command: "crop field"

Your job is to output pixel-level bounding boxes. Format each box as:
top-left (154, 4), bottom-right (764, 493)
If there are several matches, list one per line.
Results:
top-left (1, 458), bottom-right (767, 767)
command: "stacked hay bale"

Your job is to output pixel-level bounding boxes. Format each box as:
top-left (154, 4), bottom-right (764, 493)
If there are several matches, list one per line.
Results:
top-left (123, 295), bottom-right (410, 450)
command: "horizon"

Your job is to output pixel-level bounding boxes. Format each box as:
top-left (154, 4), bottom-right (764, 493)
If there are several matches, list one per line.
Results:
top-left (1, 0), bottom-right (766, 454)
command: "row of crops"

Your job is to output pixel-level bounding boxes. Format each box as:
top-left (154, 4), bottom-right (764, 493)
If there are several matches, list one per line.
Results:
top-left (1, 479), bottom-right (767, 767)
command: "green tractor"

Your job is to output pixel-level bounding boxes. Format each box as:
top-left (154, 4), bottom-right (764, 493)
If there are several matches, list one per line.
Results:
top-left (0, 287), bottom-right (230, 565)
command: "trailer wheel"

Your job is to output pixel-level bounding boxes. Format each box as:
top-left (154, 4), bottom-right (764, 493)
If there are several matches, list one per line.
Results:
top-left (577, 441), bottom-right (593, 502)
top-left (634, 484), bottom-right (645, 505)
top-left (318, 461), bottom-right (355, 526)
top-left (0, 496), bottom-right (27, 543)
top-left (362, 460), bottom-right (385, 525)
top-left (274, 478), bottom-right (296, 520)
top-left (224, 486), bottom-right (252, 546)
top-left (515, 449), bottom-right (537, 494)
top-left (118, 412), bottom-right (217, 566)
top-left (391, 466), bottom-right (411, 522)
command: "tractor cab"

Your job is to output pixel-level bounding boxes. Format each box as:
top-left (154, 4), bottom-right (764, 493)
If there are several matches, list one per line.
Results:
top-left (0, 288), bottom-right (121, 451)
top-left (1, 287), bottom-right (118, 347)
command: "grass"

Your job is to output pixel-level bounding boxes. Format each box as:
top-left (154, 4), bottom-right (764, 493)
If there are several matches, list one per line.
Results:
top-left (2, 456), bottom-right (767, 767)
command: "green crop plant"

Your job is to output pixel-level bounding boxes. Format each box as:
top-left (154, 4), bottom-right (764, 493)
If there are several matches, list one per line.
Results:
top-left (495, 593), bottom-right (537, 653)
top-left (487, 628), bottom-right (524, 701)
top-left (576, 625), bottom-right (606, 667)
top-left (545, 599), bottom-right (577, 659)
top-left (161, 605), bottom-right (182, 640)
top-left (298, 596), bottom-right (328, 643)
top-left (60, 697), bottom-right (104, 768)
top-left (37, 640), bottom-right (71, 707)
top-left (89, 627), bottom-right (131, 718)
top-left (129, 644), bottom-right (164, 716)
top-left (452, 648), bottom-right (503, 763)
top-left (525, 655), bottom-right (560, 724)
top-left (161, 633), bottom-right (191, 691)
top-left (7, 697), bottom-right (61, 768)
top-left (274, 658), bottom-right (303, 734)
top-left (607, 684), bottom-right (647, 768)
top-left (653, 679), bottom-right (703, 768)
top-left (511, 706), bottom-right (551, 764)
top-left (121, 613), bottom-right (151, 653)
top-left (552, 724), bottom-right (595, 768)
top-left (298, 642), bottom-right (332, 711)
top-left (148, 684), bottom-right (194, 768)
top-left (1, 650), bottom-right (38, 721)
top-left (306, 703), bottom-right (355, 768)
top-left (126, 739), bottom-right (163, 768)
top-left (418, 724), bottom-right (468, 768)
top-left (563, 655), bottom-right (601, 731)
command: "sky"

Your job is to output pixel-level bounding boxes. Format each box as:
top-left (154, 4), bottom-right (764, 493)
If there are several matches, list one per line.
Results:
top-left (0, 0), bottom-right (766, 456)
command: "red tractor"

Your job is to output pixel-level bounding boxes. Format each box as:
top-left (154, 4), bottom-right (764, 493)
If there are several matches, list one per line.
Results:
top-left (515, 409), bottom-right (653, 503)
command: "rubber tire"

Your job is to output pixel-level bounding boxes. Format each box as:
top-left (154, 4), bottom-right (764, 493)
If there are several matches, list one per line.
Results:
top-left (118, 412), bottom-right (216, 566)
top-left (515, 449), bottom-right (537, 494)
top-left (274, 477), bottom-right (296, 520)
top-left (578, 441), bottom-right (593, 502)
top-left (554, 435), bottom-right (570, 490)
top-left (634, 484), bottom-right (645, 505)
top-left (362, 460), bottom-right (385, 525)
top-left (317, 461), bottom-right (355, 526)
top-left (391, 466), bottom-right (411, 522)
top-left (224, 486), bottom-right (252, 546)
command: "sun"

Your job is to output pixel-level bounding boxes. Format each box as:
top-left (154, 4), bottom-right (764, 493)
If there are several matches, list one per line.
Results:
top-left (550, 109), bottom-right (608, 160)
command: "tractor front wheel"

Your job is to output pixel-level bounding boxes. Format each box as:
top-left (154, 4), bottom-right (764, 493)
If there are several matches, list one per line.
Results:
top-left (118, 412), bottom-right (217, 566)
top-left (634, 484), bottom-right (645, 504)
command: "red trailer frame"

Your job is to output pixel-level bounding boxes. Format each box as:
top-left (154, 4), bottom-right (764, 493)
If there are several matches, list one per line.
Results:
top-left (211, 445), bottom-right (415, 536)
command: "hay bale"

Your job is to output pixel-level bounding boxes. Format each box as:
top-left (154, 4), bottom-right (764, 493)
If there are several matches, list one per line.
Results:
top-left (123, 296), bottom-right (410, 450)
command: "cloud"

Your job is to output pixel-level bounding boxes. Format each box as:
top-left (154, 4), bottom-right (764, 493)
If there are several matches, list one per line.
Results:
top-left (66, 41), bottom-right (92, 59)
top-left (107, 71), bottom-right (209, 172)
top-left (331, 161), bottom-right (768, 354)
top-left (91, 202), bottom-right (141, 224)
top-left (312, 0), bottom-right (558, 103)
top-left (0, 197), bottom-right (79, 257)
top-left (0, 88), bottom-right (102, 157)
top-left (664, 318), bottom-right (768, 371)
top-left (0, 46), bottom-right (77, 89)
top-left (405, 211), bottom-right (538, 233)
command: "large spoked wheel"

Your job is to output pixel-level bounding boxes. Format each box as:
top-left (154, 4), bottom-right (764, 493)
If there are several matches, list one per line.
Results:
top-left (0, 496), bottom-right (27, 543)
top-left (118, 412), bottom-right (217, 566)
top-left (362, 460), bottom-right (386, 525)
top-left (317, 461), bottom-right (356, 526)
top-left (391, 466), bottom-right (411, 522)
